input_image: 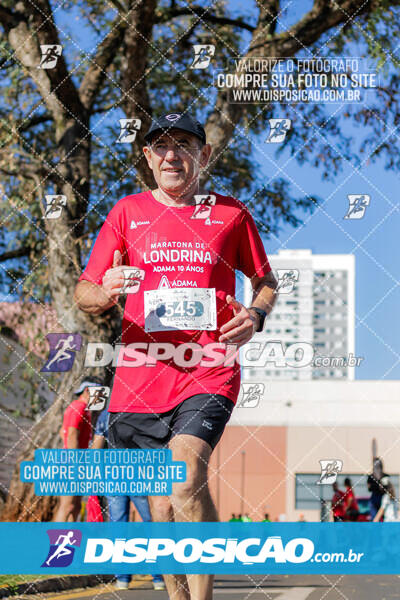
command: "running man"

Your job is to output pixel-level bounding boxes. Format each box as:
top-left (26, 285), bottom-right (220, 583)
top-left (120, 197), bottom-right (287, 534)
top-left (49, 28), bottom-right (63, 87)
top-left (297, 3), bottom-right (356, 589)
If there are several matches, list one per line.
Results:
top-left (45, 531), bottom-right (77, 566)
top-left (74, 112), bottom-right (277, 600)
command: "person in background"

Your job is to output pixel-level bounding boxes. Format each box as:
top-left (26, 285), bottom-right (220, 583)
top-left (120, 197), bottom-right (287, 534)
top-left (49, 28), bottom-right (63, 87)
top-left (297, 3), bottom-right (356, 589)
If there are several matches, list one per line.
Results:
top-left (262, 513), bottom-right (271, 522)
top-left (53, 377), bottom-right (102, 522)
top-left (297, 514), bottom-right (306, 522)
top-left (331, 482), bottom-right (346, 522)
top-left (241, 513), bottom-right (252, 522)
top-left (91, 409), bottom-right (165, 591)
top-left (373, 476), bottom-right (398, 522)
top-left (229, 513), bottom-right (239, 522)
top-left (367, 458), bottom-right (389, 520)
top-left (343, 477), bottom-right (360, 521)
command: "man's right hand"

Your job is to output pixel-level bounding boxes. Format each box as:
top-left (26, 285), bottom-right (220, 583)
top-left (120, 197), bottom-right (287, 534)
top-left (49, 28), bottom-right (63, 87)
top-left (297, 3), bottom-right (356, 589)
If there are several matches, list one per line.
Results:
top-left (101, 250), bottom-right (125, 304)
top-left (74, 250), bottom-right (126, 315)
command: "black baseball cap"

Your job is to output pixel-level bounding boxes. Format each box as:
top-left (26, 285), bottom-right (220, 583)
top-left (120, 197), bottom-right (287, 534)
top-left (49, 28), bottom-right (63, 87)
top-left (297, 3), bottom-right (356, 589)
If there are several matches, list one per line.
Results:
top-left (144, 113), bottom-right (206, 145)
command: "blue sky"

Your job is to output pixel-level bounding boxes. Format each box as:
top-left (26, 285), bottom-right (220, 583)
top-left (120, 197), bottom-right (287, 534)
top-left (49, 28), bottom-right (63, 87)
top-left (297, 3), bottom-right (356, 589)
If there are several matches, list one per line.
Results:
top-left (259, 135), bottom-right (400, 380)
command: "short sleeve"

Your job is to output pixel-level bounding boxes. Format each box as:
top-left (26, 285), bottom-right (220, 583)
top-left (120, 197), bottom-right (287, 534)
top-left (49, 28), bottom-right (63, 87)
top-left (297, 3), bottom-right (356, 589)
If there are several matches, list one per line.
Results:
top-left (236, 206), bottom-right (271, 278)
top-left (65, 403), bottom-right (86, 430)
top-left (79, 203), bottom-right (126, 285)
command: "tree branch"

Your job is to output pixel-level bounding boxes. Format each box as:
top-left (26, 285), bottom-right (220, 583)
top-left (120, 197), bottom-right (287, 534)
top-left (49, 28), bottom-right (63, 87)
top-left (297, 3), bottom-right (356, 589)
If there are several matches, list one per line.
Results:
top-left (249, 0), bottom-right (371, 54)
top-left (156, 6), bottom-right (255, 32)
top-left (204, 0), bottom-right (374, 181)
top-left (0, 246), bottom-right (31, 262)
top-left (79, 17), bottom-right (128, 112)
top-left (0, 4), bottom-right (23, 28)
top-left (5, 0), bottom-right (83, 134)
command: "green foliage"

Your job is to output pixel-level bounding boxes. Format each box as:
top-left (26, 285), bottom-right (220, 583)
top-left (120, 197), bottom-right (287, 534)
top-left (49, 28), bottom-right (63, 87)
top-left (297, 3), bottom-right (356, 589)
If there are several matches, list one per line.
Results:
top-left (0, 0), bottom-right (399, 301)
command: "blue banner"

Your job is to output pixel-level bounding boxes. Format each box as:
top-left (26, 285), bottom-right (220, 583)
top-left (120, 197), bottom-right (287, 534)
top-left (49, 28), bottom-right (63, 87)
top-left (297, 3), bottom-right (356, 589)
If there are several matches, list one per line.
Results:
top-left (0, 523), bottom-right (399, 574)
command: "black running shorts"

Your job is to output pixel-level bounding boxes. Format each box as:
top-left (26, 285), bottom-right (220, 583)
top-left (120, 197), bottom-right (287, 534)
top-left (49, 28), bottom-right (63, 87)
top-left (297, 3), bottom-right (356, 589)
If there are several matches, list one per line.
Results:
top-left (108, 393), bottom-right (234, 451)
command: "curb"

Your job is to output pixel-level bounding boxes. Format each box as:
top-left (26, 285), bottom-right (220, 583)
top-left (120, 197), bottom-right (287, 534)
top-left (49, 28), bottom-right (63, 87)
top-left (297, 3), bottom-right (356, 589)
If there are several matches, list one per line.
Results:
top-left (0, 575), bottom-right (114, 598)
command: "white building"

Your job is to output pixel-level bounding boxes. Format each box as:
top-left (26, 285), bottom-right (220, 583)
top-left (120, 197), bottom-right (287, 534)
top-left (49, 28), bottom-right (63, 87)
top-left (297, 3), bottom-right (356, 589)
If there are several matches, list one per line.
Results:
top-left (243, 249), bottom-right (355, 380)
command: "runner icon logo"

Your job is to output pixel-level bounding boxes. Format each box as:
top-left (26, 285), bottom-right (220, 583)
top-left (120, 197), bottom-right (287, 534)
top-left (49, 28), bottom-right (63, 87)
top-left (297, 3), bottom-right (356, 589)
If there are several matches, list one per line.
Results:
top-left (41, 333), bottom-right (82, 373)
top-left (238, 383), bottom-right (265, 408)
top-left (190, 45), bottom-right (215, 69)
top-left (87, 386), bottom-right (110, 411)
top-left (38, 45), bottom-right (62, 69)
top-left (317, 459), bottom-right (343, 485)
top-left (191, 194), bottom-right (216, 220)
top-left (344, 194), bottom-right (370, 219)
top-left (42, 529), bottom-right (82, 567)
top-left (44, 195), bottom-right (67, 219)
top-left (275, 269), bottom-right (299, 294)
top-left (117, 118), bottom-right (142, 144)
top-left (121, 268), bottom-right (145, 294)
top-left (265, 119), bottom-right (291, 143)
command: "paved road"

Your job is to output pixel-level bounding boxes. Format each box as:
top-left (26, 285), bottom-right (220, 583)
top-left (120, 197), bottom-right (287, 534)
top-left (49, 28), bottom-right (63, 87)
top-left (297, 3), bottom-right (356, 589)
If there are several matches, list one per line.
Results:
top-left (38, 574), bottom-right (400, 600)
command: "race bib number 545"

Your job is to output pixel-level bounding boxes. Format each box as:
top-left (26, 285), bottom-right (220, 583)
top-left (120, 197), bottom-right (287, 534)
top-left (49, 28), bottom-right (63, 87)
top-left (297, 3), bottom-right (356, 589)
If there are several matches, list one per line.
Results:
top-left (144, 288), bottom-right (216, 332)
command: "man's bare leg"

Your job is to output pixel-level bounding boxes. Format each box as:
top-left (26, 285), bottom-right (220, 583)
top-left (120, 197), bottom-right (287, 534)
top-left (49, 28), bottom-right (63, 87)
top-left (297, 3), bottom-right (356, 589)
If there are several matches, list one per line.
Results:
top-left (169, 434), bottom-right (218, 600)
top-left (148, 495), bottom-right (191, 600)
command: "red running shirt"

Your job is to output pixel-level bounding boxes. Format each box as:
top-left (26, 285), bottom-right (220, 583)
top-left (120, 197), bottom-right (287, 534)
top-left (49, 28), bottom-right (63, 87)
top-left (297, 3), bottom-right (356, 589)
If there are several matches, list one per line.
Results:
top-left (62, 399), bottom-right (92, 449)
top-left (79, 191), bottom-right (271, 413)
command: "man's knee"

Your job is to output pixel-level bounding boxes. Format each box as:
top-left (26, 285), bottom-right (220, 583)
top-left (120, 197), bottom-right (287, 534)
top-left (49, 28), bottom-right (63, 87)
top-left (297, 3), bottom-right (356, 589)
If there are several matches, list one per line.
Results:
top-left (171, 462), bottom-right (208, 502)
top-left (169, 435), bottom-right (211, 501)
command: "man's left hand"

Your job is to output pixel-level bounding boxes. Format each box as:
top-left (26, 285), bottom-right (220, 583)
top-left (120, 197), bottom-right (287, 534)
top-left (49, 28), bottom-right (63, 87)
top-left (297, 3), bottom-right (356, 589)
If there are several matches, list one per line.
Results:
top-left (219, 295), bottom-right (258, 347)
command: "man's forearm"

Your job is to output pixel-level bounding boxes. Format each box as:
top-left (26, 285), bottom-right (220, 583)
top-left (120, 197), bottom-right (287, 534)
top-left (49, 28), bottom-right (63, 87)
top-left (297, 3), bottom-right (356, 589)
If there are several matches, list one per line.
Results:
top-left (250, 273), bottom-right (278, 314)
top-left (74, 280), bottom-right (115, 315)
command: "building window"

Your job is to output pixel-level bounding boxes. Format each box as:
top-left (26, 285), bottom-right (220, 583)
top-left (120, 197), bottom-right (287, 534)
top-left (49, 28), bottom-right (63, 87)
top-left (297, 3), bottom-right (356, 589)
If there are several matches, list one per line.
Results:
top-left (295, 474), bottom-right (400, 510)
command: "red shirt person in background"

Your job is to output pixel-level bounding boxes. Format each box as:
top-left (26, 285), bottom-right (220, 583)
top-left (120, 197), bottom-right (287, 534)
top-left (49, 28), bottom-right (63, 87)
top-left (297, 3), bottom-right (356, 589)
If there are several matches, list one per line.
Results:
top-left (343, 477), bottom-right (360, 521)
top-left (331, 482), bottom-right (346, 521)
top-left (53, 377), bottom-right (102, 522)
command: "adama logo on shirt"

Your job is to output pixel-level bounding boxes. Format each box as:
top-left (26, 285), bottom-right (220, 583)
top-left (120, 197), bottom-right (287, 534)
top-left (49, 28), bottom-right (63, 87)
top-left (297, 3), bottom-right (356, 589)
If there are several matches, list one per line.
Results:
top-left (130, 220), bottom-right (150, 229)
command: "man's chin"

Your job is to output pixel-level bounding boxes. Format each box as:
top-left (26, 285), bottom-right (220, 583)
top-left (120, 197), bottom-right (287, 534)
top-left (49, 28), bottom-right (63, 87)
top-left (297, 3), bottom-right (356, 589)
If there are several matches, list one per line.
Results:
top-left (160, 179), bottom-right (191, 194)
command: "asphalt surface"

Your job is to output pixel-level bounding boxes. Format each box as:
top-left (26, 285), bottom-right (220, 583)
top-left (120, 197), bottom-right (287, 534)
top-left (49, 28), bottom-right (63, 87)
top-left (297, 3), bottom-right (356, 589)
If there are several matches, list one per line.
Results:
top-left (32, 574), bottom-right (400, 600)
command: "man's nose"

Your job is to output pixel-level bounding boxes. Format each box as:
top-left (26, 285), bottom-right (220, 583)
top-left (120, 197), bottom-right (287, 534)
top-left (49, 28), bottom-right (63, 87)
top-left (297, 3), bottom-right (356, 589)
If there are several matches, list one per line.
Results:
top-left (164, 147), bottom-right (179, 160)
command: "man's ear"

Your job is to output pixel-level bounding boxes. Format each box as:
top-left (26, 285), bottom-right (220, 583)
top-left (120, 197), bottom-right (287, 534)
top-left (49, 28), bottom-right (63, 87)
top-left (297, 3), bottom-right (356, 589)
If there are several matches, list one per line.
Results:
top-left (143, 146), bottom-right (154, 171)
top-left (199, 143), bottom-right (212, 169)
